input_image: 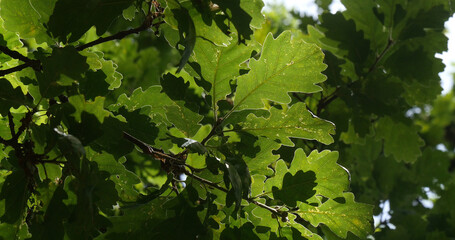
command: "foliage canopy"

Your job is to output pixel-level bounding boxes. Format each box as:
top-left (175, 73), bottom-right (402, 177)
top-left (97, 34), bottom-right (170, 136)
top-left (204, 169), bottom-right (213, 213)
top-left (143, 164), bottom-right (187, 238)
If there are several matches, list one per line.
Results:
top-left (0, 0), bottom-right (454, 239)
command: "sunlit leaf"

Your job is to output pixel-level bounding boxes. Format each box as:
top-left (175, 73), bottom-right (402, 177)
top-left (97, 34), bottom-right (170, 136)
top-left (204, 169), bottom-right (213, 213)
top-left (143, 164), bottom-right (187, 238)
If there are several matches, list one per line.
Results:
top-left (233, 31), bottom-right (327, 111)
top-left (296, 193), bottom-right (373, 239)
top-left (375, 116), bottom-right (424, 163)
top-left (190, 33), bottom-right (257, 107)
top-left (240, 102), bottom-right (335, 145)
top-left (0, 0), bottom-right (57, 43)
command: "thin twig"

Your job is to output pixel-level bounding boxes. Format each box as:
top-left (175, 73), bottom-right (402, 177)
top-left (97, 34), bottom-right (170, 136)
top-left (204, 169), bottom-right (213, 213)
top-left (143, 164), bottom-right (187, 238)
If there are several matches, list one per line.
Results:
top-left (317, 94), bottom-right (338, 115)
top-left (76, 20), bottom-right (164, 51)
top-left (315, 39), bottom-right (395, 113)
top-left (15, 110), bottom-right (33, 139)
top-left (126, 130), bottom-right (288, 218)
top-left (123, 131), bottom-right (185, 165)
top-left (250, 200), bottom-right (281, 216)
top-left (184, 169), bottom-right (228, 193)
top-left (201, 117), bottom-right (223, 145)
top-left (367, 38), bottom-right (394, 75)
top-left (184, 168), bottom-right (285, 217)
top-left (0, 46), bottom-right (34, 63)
top-left (201, 126), bottom-right (218, 145)
top-left (34, 159), bottom-right (66, 165)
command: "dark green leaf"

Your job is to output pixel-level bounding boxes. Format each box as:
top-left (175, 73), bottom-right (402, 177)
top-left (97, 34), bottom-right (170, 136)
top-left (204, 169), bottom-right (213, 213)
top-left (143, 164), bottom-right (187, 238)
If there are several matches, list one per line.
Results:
top-left (0, 170), bottom-right (30, 223)
top-left (272, 171), bottom-right (317, 207)
top-left (375, 117), bottom-right (424, 163)
top-left (211, 0), bottom-right (264, 41)
top-left (91, 152), bottom-right (141, 202)
top-left (55, 128), bottom-right (85, 170)
top-left (0, 79), bottom-right (32, 115)
top-left (47, 0), bottom-right (134, 42)
top-left (220, 222), bottom-right (260, 240)
top-left (36, 46), bottom-right (89, 98)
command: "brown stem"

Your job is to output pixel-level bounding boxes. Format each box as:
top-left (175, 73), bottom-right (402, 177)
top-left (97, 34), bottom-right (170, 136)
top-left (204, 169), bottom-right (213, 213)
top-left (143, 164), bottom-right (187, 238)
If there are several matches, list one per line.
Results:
top-left (251, 200), bottom-right (282, 216)
top-left (317, 94), bottom-right (338, 115)
top-left (184, 168), bottom-right (285, 217)
top-left (76, 20), bottom-right (164, 51)
top-left (0, 46), bottom-right (34, 63)
top-left (201, 125), bottom-right (218, 145)
top-left (367, 38), bottom-right (394, 75)
top-left (0, 63), bottom-right (36, 77)
top-left (15, 111), bottom-right (34, 139)
top-left (184, 169), bottom-right (229, 193)
top-left (126, 130), bottom-right (288, 218)
top-left (315, 39), bottom-right (395, 113)
top-left (201, 117), bottom-right (224, 145)
top-left (123, 131), bottom-right (185, 164)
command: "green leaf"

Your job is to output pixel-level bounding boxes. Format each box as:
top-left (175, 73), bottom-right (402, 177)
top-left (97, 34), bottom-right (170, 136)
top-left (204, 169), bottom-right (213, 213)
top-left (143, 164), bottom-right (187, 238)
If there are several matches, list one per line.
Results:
top-left (190, 33), bottom-right (257, 106)
top-left (68, 95), bottom-right (110, 123)
top-left (179, 138), bottom-right (207, 154)
top-left (80, 50), bottom-right (124, 90)
top-left (296, 192), bottom-right (373, 239)
top-left (272, 171), bottom-right (317, 207)
top-left (413, 148), bottom-right (450, 187)
top-left (0, 18), bottom-right (23, 50)
top-left (220, 222), bottom-right (260, 240)
top-left (317, 12), bottom-right (371, 75)
top-left (0, 170), bottom-right (30, 223)
top-left (0, 0), bottom-right (57, 43)
top-left (212, 0), bottom-right (264, 41)
top-left (29, 185), bottom-right (69, 240)
top-left (165, 0), bottom-right (232, 46)
top-left (164, 0), bottom-right (235, 72)
top-left (375, 116), bottom-right (424, 163)
top-left (55, 128), bottom-right (85, 170)
top-left (63, 168), bottom-right (115, 239)
top-left (91, 152), bottom-right (141, 202)
top-left (341, 0), bottom-right (388, 50)
top-left (122, 4), bottom-right (137, 21)
top-left (112, 86), bottom-right (174, 113)
top-left (0, 221), bottom-right (31, 240)
top-left (385, 46), bottom-right (445, 105)
top-left (264, 150), bottom-right (347, 206)
top-left (243, 137), bottom-right (280, 176)
top-left (97, 197), bottom-right (171, 238)
top-left (225, 160), bottom-right (245, 208)
top-left (47, 0), bottom-right (134, 42)
top-left (289, 149), bottom-right (350, 199)
top-left (240, 102), bottom-right (335, 145)
top-left (0, 79), bottom-right (32, 115)
top-left (164, 105), bottom-right (203, 137)
top-left (36, 46), bottom-right (89, 98)
top-left (233, 31), bottom-right (327, 111)
top-left (79, 71), bottom-right (110, 100)
top-left (264, 159), bottom-right (289, 194)
top-left (288, 214), bottom-right (323, 240)
top-left (160, 73), bottom-right (205, 136)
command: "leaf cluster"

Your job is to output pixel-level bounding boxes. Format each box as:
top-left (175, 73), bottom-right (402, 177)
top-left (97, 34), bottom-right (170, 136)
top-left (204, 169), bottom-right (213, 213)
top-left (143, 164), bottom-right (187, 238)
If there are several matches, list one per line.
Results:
top-left (0, 0), bottom-right (453, 239)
